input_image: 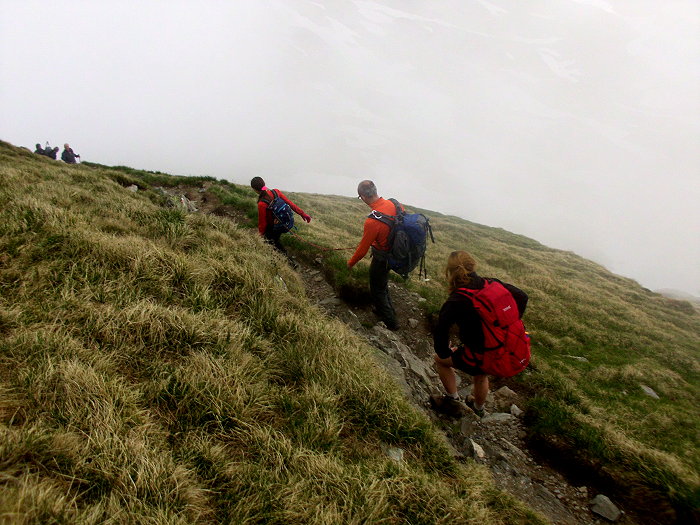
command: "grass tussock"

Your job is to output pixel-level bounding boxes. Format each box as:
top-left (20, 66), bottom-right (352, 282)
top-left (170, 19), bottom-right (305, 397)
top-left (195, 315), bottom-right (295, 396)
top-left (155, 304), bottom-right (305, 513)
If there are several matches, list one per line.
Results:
top-left (0, 141), bottom-right (545, 523)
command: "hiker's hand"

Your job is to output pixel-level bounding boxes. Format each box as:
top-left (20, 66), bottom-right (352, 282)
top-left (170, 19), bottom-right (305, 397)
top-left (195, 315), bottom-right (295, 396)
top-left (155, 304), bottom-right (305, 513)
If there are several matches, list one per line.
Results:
top-left (302, 213), bottom-right (311, 223)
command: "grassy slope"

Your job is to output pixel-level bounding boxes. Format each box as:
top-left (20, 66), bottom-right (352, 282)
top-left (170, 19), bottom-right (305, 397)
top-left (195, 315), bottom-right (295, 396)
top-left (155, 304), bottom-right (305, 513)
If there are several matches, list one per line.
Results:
top-left (0, 143), bottom-right (540, 523)
top-left (87, 151), bottom-right (700, 514)
top-left (93, 155), bottom-right (700, 515)
top-left (283, 193), bottom-right (700, 513)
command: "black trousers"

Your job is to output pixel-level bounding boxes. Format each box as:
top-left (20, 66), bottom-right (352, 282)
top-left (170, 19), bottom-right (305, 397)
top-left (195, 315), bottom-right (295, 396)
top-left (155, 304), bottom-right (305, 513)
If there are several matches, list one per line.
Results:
top-left (369, 252), bottom-right (397, 330)
top-left (264, 226), bottom-right (286, 254)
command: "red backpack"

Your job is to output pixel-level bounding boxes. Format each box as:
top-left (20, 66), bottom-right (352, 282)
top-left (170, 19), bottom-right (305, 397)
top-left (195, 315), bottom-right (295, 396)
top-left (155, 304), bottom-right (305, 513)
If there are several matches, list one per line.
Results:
top-left (456, 280), bottom-right (531, 378)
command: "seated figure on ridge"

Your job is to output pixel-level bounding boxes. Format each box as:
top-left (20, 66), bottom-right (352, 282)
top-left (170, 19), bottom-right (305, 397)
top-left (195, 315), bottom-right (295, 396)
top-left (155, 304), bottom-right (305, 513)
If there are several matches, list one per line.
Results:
top-left (61, 143), bottom-right (80, 164)
top-left (44, 144), bottom-right (59, 159)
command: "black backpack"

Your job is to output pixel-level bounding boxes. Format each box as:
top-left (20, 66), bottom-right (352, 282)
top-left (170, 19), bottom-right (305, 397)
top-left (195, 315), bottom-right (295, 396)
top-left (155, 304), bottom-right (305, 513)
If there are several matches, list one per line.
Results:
top-left (369, 198), bottom-right (434, 279)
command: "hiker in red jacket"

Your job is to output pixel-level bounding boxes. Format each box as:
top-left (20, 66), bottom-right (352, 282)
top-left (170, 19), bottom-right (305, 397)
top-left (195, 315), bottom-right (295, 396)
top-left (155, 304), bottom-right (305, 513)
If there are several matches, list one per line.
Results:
top-left (430, 250), bottom-right (528, 418)
top-left (347, 180), bottom-right (403, 330)
top-left (250, 177), bottom-right (311, 256)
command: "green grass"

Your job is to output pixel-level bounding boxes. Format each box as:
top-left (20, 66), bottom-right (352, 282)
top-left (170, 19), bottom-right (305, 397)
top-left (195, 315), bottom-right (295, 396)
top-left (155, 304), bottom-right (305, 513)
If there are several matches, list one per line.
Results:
top-left (0, 141), bottom-right (543, 524)
top-left (2, 138), bottom-right (699, 520)
top-left (264, 178), bottom-right (700, 513)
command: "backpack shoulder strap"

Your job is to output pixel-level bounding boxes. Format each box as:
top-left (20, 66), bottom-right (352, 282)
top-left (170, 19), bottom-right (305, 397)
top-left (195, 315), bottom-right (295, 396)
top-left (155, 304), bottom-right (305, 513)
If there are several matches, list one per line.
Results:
top-left (455, 281), bottom-right (493, 305)
top-left (388, 198), bottom-right (404, 216)
top-left (368, 197), bottom-right (401, 226)
top-left (368, 210), bottom-right (394, 228)
top-left (455, 287), bottom-right (478, 300)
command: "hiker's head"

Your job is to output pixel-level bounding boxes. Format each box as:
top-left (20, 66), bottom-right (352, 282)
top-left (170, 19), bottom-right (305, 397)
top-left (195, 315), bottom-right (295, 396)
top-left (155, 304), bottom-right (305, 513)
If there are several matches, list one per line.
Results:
top-left (445, 250), bottom-right (477, 292)
top-left (250, 177), bottom-right (266, 192)
top-left (35, 144), bottom-right (41, 149)
top-left (357, 180), bottom-right (378, 203)
top-left (64, 144), bottom-right (70, 150)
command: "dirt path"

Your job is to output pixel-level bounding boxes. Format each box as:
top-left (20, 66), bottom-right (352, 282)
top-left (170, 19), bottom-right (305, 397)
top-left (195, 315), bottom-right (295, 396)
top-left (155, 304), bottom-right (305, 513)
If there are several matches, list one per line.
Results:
top-left (164, 184), bottom-right (634, 525)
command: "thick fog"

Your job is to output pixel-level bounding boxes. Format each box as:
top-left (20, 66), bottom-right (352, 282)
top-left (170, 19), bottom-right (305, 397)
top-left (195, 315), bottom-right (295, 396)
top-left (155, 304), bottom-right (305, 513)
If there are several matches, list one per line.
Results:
top-left (2, 0), bottom-right (698, 294)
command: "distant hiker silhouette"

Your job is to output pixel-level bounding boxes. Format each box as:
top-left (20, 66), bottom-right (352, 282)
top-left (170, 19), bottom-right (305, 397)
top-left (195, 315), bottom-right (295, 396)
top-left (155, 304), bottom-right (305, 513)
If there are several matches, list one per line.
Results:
top-left (347, 180), bottom-right (403, 331)
top-left (250, 177), bottom-right (311, 260)
top-left (61, 143), bottom-right (80, 164)
top-left (430, 250), bottom-right (529, 418)
top-left (43, 143), bottom-right (59, 159)
top-left (34, 144), bottom-right (44, 155)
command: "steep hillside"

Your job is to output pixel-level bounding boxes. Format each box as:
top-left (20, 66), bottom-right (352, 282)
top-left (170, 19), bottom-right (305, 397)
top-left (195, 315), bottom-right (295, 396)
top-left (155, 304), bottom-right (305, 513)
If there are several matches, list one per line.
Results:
top-left (0, 142), bottom-right (540, 524)
top-left (1, 141), bottom-right (698, 523)
top-left (280, 193), bottom-right (700, 522)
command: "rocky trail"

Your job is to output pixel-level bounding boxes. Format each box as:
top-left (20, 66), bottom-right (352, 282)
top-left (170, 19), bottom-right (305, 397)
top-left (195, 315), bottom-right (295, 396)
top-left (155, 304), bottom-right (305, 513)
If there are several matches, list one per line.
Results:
top-left (158, 184), bottom-right (635, 525)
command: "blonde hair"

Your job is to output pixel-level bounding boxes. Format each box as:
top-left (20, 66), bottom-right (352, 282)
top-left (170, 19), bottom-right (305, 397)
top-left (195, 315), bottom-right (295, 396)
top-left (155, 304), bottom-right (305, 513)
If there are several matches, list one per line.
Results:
top-left (445, 250), bottom-right (477, 292)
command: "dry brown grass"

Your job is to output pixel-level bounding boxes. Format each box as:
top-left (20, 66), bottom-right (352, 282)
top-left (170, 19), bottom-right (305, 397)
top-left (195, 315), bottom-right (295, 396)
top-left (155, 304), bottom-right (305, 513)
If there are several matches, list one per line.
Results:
top-left (0, 141), bottom-right (544, 524)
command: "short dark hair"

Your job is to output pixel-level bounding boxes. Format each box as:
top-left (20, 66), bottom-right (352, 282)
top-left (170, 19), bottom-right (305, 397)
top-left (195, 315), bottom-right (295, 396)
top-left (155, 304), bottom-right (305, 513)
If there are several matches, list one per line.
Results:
top-left (357, 180), bottom-right (377, 199)
top-left (250, 177), bottom-right (265, 191)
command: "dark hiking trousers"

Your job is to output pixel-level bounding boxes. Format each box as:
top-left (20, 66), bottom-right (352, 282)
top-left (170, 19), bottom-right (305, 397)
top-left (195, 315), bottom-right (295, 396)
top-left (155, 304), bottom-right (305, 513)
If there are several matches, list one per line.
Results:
top-left (369, 251), bottom-right (397, 330)
top-left (264, 225), bottom-right (287, 255)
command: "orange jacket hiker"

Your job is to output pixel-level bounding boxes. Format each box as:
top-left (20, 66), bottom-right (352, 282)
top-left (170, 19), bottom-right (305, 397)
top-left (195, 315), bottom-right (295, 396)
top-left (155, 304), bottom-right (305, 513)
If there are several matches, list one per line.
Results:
top-left (347, 197), bottom-right (401, 268)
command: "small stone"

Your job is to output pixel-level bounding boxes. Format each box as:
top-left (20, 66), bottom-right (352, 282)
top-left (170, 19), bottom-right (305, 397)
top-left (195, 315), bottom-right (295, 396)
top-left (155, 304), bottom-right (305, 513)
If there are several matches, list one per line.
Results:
top-left (481, 413), bottom-right (514, 424)
top-left (380, 443), bottom-right (404, 463)
top-left (640, 384), bottom-right (660, 399)
top-left (408, 318), bottom-right (419, 329)
top-left (590, 494), bottom-right (621, 521)
top-left (126, 184), bottom-right (138, 192)
top-left (494, 386), bottom-right (517, 399)
top-left (318, 297), bottom-right (342, 306)
top-left (469, 439), bottom-right (485, 459)
top-left (314, 275), bottom-right (324, 282)
top-left (510, 404), bottom-right (523, 417)
top-left (460, 418), bottom-right (475, 436)
top-left (500, 438), bottom-right (527, 461)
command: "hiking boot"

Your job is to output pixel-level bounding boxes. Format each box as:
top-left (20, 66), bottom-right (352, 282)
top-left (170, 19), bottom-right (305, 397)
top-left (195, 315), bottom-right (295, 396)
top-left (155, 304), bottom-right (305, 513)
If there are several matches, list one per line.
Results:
top-left (384, 319), bottom-right (399, 331)
top-left (465, 400), bottom-right (485, 418)
top-left (429, 394), bottom-right (465, 417)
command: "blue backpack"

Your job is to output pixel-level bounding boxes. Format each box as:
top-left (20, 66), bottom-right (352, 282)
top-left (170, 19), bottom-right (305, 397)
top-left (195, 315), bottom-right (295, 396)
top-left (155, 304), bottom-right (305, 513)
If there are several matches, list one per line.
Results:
top-left (370, 198), bottom-right (434, 279)
top-left (260, 189), bottom-right (295, 233)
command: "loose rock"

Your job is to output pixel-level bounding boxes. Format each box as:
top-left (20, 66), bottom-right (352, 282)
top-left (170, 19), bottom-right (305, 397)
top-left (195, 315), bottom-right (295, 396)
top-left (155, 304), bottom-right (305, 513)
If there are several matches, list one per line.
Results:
top-left (590, 494), bottom-right (621, 521)
top-left (640, 384), bottom-right (660, 399)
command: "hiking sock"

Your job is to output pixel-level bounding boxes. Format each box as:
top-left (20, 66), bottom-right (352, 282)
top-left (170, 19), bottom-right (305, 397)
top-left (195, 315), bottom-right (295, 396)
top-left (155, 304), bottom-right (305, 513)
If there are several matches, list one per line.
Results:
top-left (472, 401), bottom-right (484, 411)
top-left (446, 392), bottom-right (460, 401)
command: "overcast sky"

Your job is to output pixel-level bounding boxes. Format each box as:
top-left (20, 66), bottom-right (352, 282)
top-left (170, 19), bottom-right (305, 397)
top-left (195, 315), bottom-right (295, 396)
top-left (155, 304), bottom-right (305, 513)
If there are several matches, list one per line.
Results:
top-left (2, 0), bottom-right (699, 294)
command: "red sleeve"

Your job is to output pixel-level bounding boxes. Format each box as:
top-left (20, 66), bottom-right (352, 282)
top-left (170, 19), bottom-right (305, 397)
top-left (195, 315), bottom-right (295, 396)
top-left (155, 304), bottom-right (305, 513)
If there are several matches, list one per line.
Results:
top-left (275, 189), bottom-right (306, 217)
top-left (257, 201), bottom-right (268, 235)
